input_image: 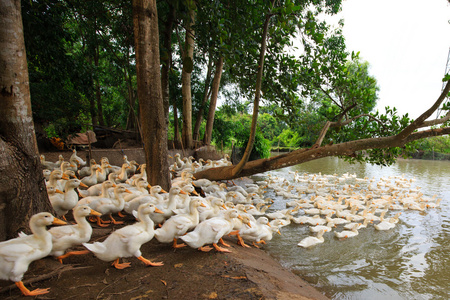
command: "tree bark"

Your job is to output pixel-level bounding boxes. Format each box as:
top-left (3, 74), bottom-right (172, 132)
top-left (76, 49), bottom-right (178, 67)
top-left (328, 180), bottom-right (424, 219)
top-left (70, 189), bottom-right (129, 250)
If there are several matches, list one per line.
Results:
top-left (193, 54), bottom-right (213, 141)
top-left (94, 42), bottom-right (104, 126)
top-left (132, 0), bottom-right (170, 190)
top-left (0, 0), bottom-right (52, 240)
top-left (161, 3), bottom-right (175, 134)
top-left (181, 3), bottom-right (195, 149)
top-left (204, 56), bottom-right (224, 145)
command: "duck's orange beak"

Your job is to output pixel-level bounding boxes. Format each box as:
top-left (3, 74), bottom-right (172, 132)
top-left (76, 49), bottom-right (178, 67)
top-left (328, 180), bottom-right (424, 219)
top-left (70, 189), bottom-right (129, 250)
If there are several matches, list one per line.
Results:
top-left (79, 182), bottom-right (88, 188)
top-left (180, 190), bottom-right (187, 195)
top-left (222, 204), bottom-right (227, 210)
top-left (154, 207), bottom-right (164, 214)
top-left (52, 218), bottom-right (67, 225)
top-left (55, 189), bottom-right (64, 194)
top-left (90, 209), bottom-right (102, 216)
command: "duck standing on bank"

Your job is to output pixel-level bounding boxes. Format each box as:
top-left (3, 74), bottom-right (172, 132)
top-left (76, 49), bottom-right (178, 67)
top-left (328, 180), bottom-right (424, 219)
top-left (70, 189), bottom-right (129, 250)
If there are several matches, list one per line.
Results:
top-left (180, 209), bottom-right (240, 253)
top-left (48, 205), bottom-right (101, 263)
top-left (83, 203), bottom-right (164, 269)
top-left (0, 213), bottom-right (66, 296)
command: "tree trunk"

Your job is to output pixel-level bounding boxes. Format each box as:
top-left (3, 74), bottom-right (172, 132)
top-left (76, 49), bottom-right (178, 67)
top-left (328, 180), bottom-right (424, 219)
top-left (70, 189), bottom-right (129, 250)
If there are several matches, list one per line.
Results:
top-left (161, 3), bottom-right (175, 135)
top-left (193, 54), bottom-right (213, 141)
top-left (204, 56), bottom-right (224, 145)
top-left (0, 0), bottom-right (53, 240)
top-left (94, 43), bottom-right (104, 126)
top-left (86, 55), bottom-right (98, 127)
top-left (231, 8), bottom-right (272, 177)
top-left (181, 4), bottom-right (195, 149)
top-left (132, 0), bottom-right (170, 190)
top-left (173, 102), bottom-right (180, 143)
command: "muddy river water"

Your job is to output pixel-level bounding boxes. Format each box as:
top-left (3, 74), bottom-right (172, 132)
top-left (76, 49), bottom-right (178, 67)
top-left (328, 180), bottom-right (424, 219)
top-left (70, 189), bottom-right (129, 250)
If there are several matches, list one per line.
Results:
top-left (258, 157), bottom-right (449, 300)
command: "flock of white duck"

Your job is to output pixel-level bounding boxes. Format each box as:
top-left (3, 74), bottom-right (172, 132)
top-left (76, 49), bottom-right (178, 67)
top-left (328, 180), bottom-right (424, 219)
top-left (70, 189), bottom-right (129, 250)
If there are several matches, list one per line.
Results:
top-left (0, 150), bottom-right (443, 296)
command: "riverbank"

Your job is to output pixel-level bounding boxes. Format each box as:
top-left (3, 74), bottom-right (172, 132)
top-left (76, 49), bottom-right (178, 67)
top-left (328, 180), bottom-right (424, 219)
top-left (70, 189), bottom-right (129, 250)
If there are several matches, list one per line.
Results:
top-left (0, 219), bottom-right (329, 299)
top-left (1, 149), bottom-right (330, 299)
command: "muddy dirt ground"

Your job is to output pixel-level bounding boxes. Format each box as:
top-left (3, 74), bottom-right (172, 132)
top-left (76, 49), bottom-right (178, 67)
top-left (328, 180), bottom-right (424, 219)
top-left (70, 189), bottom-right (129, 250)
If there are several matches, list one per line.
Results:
top-left (0, 215), bottom-right (329, 300)
top-left (0, 149), bottom-right (329, 299)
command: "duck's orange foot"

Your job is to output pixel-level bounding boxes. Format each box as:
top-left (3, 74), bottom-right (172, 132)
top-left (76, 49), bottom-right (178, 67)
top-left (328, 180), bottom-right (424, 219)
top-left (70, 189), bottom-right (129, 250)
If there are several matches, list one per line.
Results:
top-left (112, 259), bottom-right (131, 269)
top-left (57, 250), bottom-right (90, 263)
top-left (198, 246), bottom-right (213, 252)
top-left (213, 243), bottom-right (231, 253)
top-left (16, 281), bottom-right (50, 296)
top-left (219, 238), bottom-right (230, 247)
top-left (172, 239), bottom-right (187, 248)
top-left (237, 236), bottom-right (251, 248)
top-left (138, 256), bottom-right (164, 267)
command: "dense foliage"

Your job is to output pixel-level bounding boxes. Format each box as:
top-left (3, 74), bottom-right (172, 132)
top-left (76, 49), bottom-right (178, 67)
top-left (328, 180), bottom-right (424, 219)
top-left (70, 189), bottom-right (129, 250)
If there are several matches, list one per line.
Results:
top-left (21, 0), bottom-right (449, 163)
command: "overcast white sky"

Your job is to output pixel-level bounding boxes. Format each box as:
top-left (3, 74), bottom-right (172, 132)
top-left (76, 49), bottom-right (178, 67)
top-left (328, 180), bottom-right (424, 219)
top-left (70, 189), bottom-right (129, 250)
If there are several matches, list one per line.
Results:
top-left (333, 0), bottom-right (450, 119)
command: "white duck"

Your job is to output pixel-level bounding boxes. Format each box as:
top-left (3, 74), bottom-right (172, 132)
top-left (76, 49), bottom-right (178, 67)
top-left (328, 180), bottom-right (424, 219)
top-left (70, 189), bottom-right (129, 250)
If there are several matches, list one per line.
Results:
top-left (343, 218), bottom-right (370, 230)
top-left (148, 186), bottom-right (186, 225)
top-left (96, 161), bottom-right (112, 184)
top-left (154, 198), bottom-right (205, 248)
top-left (78, 180), bottom-right (115, 199)
top-left (199, 197), bottom-right (227, 222)
top-left (239, 216), bottom-right (276, 248)
top-left (115, 163), bottom-right (131, 183)
top-left (40, 154), bottom-right (60, 170)
top-left (81, 164), bottom-right (102, 187)
top-left (334, 223), bottom-right (359, 239)
top-left (245, 203), bottom-right (269, 216)
top-left (309, 222), bottom-right (335, 233)
top-left (48, 205), bottom-right (101, 263)
top-left (180, 209), bottom-right (240, 252)
top-left (124, 179), bottom-right (150, 202)
top-left (78, 158), bottom-right (97, 178)
top-left (70, 149), bottom-right (87, 167)
top-left (0, 212), bottom-right (65, 296)
top-left (83, 184), bottom-right (132, 227)
top-left (123, 185), bottom-right (166, 214)
top-left (50, 179), bottom-right (87, 219)
top-left (83, 203), bottom-right (164, 269)
top-left (374, 216), bottom-right (397, 231)
top-left (297, 230), bottom-right (325, 248)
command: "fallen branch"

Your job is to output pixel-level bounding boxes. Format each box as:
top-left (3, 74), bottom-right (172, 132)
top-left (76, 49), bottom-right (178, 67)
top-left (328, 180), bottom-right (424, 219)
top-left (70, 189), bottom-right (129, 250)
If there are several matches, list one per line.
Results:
top-left (0, 264), bottom-right (92, 294)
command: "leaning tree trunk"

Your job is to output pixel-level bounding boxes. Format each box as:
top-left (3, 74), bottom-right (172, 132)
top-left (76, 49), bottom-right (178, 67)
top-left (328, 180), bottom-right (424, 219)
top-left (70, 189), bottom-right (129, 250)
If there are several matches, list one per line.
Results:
top-left (181, 3), bottom-right (195, 149)
top-left (0, 0), bottom-right (53, 240)
top-left (204, 56), bottom-right (224, 145)
top-left (193, 80), bottom-right (450, 181)
top-left (132, 0), bottom-right (170, 190)
top-left (230, 7), bottom-right (273, 177)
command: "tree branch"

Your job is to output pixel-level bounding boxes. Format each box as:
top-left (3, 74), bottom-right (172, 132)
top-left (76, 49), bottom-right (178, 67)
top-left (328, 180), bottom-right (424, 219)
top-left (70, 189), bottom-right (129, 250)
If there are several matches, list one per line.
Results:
top-left (312, 121), bottom-right (331, 147)
top-left (418, 110), bottom-right (450, 128)
top-left (396, 80), bottom-right (450, 140)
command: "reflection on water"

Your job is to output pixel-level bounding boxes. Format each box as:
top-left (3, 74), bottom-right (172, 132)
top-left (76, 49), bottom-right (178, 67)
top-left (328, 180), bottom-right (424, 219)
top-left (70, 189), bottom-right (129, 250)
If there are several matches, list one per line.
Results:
top-left (260, 157), bottom-right (450, 300)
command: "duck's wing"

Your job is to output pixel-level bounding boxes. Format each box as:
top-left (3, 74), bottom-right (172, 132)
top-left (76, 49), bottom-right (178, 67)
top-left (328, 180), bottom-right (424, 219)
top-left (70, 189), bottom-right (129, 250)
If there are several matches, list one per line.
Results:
top-left (49, 225), bottom-right (79, 239)
top-left (0, 237), bottom-right (42, 261)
